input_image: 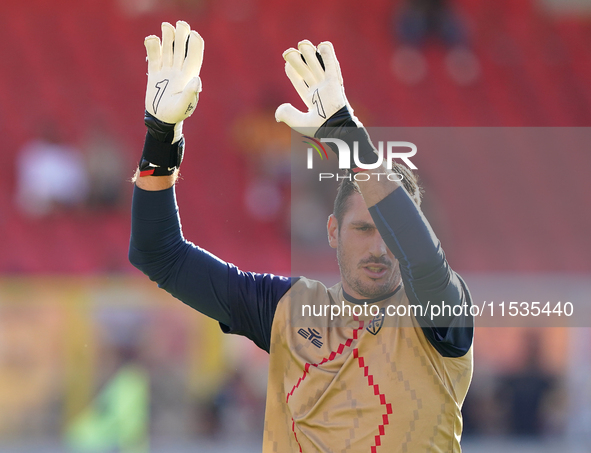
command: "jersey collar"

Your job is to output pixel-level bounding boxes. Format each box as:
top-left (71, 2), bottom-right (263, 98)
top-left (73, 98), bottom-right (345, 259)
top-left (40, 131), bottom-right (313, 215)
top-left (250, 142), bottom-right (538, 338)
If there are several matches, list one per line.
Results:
top-left (342, 283), bottom-right (402, 305)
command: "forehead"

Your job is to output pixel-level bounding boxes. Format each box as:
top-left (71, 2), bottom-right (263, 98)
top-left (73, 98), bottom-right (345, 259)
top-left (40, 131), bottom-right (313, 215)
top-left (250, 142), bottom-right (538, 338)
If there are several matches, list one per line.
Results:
top-left (341, 192), bottom-right (374, 226)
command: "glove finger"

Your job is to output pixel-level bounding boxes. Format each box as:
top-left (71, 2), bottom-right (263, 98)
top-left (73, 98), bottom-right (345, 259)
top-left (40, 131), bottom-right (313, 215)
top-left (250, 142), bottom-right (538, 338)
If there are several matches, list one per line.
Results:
top-left (161, 22), bottom-right (175, 68)
top-left (298, 40), bottom-right (324, 84)
top-left (183, 30), bottom-right (204, 77)
top-left (275, 102), bottom-right (307, 127)
top-left (317, 41), bottom-right (343, 85)
top-left (175, 76), bottom-right (201, 117)
top-left (187, 76), bottom-right (202, 93)
top-left (283, 48), bottom-right (315, 87)
top-left (285, 62), bottom-right (311, 108)
top-left (173, 20), bottom-right (191, 70)
top-left (144, 35), bottom-right (162, 73)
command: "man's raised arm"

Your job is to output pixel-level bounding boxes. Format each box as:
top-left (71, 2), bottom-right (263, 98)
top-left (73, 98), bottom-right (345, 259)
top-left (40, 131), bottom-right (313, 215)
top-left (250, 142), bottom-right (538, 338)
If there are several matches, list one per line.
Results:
top-left (129, 22), bottom-right (293, 352)
top-left (275, 40), bottom-right (472, 354)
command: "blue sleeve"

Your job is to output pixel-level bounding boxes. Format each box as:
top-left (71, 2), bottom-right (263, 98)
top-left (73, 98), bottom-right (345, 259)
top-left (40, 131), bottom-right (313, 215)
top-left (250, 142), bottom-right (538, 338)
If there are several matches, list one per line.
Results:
top-left (368, 187), bottom-right (473, 358)
top-left (128, 185), bottom-right (293, 352)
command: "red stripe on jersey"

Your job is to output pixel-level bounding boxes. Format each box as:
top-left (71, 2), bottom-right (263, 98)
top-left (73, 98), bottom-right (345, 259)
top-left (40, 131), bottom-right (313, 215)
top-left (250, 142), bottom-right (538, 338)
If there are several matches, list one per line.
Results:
top-left (291, 418), bottom-right (302, 452)
top-left (286, 319), bottom-right (365, 404)
top-left (286, 319), bottom-right (365, 451)
top-left (354, 349), bottom-right (392, 452)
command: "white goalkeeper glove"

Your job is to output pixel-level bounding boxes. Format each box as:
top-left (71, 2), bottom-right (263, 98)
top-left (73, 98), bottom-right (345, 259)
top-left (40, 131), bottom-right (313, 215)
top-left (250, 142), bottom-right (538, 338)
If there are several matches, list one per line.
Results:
top-left (275, 40), bottom-right (378, 170)
top-left (144, 21), bottom-right (204, 144)
top-left (275, 40), bottom-right (363, 134)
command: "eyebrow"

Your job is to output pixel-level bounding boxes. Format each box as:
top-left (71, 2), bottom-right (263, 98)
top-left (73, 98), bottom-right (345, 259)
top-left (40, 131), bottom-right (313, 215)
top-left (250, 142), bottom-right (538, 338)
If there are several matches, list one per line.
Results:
top-left (349, 220), bottom-right (375, 228)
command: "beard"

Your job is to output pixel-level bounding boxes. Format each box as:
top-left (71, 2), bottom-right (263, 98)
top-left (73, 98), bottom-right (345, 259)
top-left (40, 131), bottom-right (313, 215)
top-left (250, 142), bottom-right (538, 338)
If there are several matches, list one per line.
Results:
top-left (337, 240), bottom-right (400, 299)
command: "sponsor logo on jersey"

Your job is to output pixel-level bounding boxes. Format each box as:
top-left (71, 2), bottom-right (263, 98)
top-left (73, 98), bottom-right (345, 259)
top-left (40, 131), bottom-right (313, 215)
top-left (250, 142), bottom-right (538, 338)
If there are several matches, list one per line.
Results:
top-left (298, 328), bottom-right (323, 348)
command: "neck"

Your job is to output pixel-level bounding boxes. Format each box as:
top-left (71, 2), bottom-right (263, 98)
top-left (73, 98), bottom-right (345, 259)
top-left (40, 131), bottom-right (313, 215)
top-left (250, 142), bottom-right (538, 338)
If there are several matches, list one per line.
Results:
top-left (341, 281), bottom-right (402, 305)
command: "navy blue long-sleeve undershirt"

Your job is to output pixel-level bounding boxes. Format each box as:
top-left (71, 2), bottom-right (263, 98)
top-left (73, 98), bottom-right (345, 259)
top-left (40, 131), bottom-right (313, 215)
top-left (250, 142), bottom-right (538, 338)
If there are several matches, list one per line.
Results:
top-left (129, 186), bottom-right (292, 352)
top-left (370, 188), bottom-right (473, 357)
top-left (129, 184), bottom-right (472, 356)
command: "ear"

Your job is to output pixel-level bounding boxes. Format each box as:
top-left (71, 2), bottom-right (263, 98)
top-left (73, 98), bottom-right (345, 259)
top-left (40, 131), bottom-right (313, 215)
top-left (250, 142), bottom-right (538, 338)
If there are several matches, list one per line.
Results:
top-left (327, 214), bottom-right (338, 249)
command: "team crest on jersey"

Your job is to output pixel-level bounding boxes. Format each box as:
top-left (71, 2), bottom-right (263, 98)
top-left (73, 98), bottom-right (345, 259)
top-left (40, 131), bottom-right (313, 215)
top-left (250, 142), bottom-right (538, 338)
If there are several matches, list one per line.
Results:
top-left (366, 308), bottom-right (386, 335)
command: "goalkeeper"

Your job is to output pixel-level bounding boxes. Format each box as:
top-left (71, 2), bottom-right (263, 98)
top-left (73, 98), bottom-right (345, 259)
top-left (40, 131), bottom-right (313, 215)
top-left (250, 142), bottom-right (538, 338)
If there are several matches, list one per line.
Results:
top-left (130, 21), bottom-right (473, 452)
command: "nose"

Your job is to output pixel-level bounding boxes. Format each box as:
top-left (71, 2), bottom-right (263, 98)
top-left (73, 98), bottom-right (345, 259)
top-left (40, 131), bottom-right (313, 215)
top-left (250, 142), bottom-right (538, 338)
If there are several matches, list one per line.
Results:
top-left (368, 230), bottom-right (388, 258)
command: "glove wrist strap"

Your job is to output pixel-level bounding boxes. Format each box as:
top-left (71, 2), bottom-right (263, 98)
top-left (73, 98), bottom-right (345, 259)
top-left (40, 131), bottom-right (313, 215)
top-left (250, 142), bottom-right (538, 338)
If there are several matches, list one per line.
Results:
top-left (314, 106), bottom-right (378, 171)
top-left (145, 111), bottom-right (175, 142)
top-left (139, 111), bottom-right (184, 177)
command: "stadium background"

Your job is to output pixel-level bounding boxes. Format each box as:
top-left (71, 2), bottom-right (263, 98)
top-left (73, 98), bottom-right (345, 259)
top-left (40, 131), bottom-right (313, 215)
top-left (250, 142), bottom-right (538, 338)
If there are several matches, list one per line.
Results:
top-left (0, 0), bottom-right (590, 451)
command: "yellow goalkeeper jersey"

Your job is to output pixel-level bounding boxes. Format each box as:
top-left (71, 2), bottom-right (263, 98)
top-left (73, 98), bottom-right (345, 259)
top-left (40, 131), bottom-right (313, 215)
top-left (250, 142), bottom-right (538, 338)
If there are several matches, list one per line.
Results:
top-left (263, 277), bottom-right (473, 453)
top-left (130, 185), bottom-right (474, 451)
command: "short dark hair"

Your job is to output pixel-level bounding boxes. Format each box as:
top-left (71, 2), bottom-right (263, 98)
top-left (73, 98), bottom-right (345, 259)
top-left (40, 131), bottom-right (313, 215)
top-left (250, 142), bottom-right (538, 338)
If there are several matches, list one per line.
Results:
top-left (333, 164), bottom-right (422, 227)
